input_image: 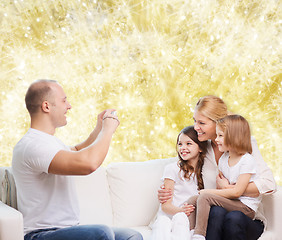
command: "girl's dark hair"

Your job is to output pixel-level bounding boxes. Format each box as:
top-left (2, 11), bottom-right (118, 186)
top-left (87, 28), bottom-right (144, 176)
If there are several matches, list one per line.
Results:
top-left (176, 126), bottom-right (208, 190)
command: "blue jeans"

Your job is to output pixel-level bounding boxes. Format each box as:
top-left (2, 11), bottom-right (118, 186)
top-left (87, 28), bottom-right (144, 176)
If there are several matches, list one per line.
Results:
top-left (24, 225), bottom-right (143, 240)
top-left (206, 206), bottom-right (264, 240)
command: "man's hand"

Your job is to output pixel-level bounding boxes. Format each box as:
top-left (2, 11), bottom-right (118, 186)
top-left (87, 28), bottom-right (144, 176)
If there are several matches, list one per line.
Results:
top-left (96, 110), bottom-right (107, 131)
top-left (158, 185), bottom-right (172, 204)
top-left (102, 109), bottom-right (120, 134)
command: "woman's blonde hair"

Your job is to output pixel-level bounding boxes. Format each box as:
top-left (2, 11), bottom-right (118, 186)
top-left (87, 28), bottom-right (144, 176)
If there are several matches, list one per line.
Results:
top-left (195, 95), bottom-right (228, 122)
top-left (217, 115), bottom-right (252, 154)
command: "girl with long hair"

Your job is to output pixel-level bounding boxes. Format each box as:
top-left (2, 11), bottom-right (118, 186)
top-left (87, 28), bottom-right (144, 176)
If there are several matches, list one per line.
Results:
top-left (151, 126), bottom-right (207, 240)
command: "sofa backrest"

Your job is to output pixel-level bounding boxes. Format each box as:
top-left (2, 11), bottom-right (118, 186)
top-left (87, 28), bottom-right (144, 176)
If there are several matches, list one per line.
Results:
top-left (0, 160), bottom-right (278, 230)
top-left (106, 157), bottom-right (177, 227)
top-left (0, 167), bottom-right (17, 209)
top-left (0, 158), bottom-right (178, 228)
top-left (0, 167), bottom-right (9, 200)
top-left (0, 166), bottom-right (114, 226)
top-left (74, 167), bottom-right (113, 226)
top-left (261, 186), bottom-right (282, 233)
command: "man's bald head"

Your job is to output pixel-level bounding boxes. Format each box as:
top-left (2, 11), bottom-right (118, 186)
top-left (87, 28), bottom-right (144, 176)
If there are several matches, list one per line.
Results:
top-left (25, 79), bottom-right (58, 116)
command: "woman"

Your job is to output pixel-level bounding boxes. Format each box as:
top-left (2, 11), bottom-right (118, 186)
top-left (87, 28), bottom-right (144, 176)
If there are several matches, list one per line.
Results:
top-left (158, 95), bottom-right (276, 240)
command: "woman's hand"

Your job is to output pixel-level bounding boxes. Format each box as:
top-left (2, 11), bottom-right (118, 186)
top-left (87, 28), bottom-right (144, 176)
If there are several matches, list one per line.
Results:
top-left (216, 171), bottom-right (230, 189)
top-left (158, 185), bottom-right (172, 204)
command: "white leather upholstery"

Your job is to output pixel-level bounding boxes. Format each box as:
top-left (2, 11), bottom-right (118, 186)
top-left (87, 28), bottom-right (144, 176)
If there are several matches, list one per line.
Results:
top-left (0, 159), bottom-right (281, 240)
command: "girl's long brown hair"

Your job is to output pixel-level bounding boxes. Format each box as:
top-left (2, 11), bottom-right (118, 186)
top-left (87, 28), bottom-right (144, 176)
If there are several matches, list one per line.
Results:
top-left (176, 126), bottom-right (208, 190)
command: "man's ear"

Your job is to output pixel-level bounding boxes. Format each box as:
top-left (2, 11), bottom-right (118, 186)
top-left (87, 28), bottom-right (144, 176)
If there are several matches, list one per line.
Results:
top-left (41, 101), bottom-right (50, 113)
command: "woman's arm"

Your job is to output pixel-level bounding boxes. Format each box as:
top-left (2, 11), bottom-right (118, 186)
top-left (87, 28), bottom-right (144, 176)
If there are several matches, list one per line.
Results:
top-left (158, 186), bottom-right (172, 204)
top-left (202, 173), bottom-right (252, 199)
top-left (251, 137), bottom-right (277, 195)
top-left (161, 179), bottom-right (184, 215)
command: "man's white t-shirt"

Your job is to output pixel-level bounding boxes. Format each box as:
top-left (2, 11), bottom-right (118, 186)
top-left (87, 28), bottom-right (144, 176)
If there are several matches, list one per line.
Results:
top-left (12, 128), bottom-right (80, 235)
top-left (157, 161), bottom-right (198, 217)
top-left (218, 152), bottom-right (261, 212)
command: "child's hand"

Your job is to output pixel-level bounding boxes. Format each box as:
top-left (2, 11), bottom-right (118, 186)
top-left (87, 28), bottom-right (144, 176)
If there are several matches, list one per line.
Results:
top-left (216, 172), bottom-right (230, 189)
top-left (182, 203), bottom-right (195, 216)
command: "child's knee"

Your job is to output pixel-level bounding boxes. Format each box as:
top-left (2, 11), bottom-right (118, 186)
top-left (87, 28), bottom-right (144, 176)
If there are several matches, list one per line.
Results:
top-left (155, 215), bottom-right (171, 227)
top-left (187, 195), bottom-right (198, 205)
top-left (172, 212), bottom-right (189, 226)
top-left (173, 212), bottom-right (187, 221)
top-left (197, 193), bottom-right (213, 203)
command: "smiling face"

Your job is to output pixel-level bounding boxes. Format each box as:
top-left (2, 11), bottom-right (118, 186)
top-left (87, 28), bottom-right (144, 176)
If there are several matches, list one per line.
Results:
top-left (215, 126), bottom-right (228, 152)
top-left (193, 110), bottom-right (217, 142)
top-left (48, 83), bottom-right (72, 128)
top-left (177, 133), bottom-right (201, 161)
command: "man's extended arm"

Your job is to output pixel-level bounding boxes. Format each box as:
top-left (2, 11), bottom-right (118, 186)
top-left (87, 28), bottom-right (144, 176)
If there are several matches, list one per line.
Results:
top-left (48, 109), bottom-right (119, 175)
top-left (71, 110), bottom-right (107, 151)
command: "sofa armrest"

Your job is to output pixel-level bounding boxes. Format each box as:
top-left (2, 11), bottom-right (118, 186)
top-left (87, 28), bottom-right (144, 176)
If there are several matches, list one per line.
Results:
top-left (0, 201), bottom-right (24, 240)
top-left (261, 186), bottom-right (282, 239)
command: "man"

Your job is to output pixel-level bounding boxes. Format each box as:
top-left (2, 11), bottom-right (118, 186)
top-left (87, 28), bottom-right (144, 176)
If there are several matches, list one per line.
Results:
top-left (12, 79), bottom-right (143, 240)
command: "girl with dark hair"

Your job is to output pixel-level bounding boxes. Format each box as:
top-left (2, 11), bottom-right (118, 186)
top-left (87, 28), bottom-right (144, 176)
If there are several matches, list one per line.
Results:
top-left (151, 126), bottom-right (207, 240)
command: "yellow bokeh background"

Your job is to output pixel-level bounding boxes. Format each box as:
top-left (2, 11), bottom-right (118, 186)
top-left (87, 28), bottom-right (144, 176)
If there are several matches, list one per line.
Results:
top-left (0, 0), bottom-right (281, 185)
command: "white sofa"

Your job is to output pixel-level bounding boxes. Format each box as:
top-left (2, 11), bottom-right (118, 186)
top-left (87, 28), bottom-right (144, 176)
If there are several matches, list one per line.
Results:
top-left (0, 157), bottom-right (281, 240)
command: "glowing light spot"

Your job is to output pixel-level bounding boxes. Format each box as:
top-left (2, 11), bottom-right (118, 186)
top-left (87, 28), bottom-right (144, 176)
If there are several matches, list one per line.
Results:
top-left (18, 61), bottom-right (25, 70)
top-left (0, 0), bottom-right (280, 185)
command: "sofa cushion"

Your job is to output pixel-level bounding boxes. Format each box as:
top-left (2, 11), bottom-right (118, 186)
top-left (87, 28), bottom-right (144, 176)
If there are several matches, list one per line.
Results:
top-left (107, 157), bottom-right (177, 227)
top-left (74, 167), bottom-right (113, 226)
top-left (261, 186), bottom-right (282, 238)
top-left (1, 168), bottom-right (17, 209)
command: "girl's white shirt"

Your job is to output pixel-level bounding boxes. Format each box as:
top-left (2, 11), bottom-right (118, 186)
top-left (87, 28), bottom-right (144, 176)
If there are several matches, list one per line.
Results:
top-left (202, 136), bottom-right (277, 227)
top-left (155, 161), bottom-right (199, 219)
top-left (219, 152), bottom-right (261, 212)
top-left (202, 137), bottom-right (277, 194)
top-left (161, 161), bottom-right (199, 209)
